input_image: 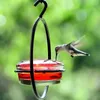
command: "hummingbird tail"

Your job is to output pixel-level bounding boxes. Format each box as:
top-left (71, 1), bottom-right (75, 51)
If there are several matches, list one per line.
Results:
top-left (85, 53), bottom-right (90, 56)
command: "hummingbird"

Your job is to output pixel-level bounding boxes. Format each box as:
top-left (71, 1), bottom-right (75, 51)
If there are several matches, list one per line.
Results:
top-left (55, 40), bottom-right (90, 60)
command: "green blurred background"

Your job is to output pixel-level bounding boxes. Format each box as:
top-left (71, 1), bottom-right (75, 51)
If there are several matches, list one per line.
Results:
top-left (0, 0), bottom-right (100, 100)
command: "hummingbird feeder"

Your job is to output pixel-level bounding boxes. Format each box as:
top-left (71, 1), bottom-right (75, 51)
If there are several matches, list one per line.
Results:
top-left (15, 0), bottom-right (65, 99)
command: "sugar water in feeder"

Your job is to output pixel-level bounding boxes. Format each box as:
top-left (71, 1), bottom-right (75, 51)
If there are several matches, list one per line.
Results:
top-left (16, 60), bottom-right (64, 85)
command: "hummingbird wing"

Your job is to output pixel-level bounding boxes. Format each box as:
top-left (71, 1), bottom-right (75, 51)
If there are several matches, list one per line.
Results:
top-left (71, 35), bottom-right (85, 47)
top-left (64, 42), bottom-right (90, 57)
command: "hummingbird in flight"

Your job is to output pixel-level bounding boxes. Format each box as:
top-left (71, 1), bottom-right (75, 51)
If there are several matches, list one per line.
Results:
top-left (55, 40), bottom-right (90, 60)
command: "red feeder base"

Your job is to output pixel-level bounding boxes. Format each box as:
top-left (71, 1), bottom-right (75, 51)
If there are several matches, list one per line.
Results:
top-left (15, 60), bottom-right (64, 85)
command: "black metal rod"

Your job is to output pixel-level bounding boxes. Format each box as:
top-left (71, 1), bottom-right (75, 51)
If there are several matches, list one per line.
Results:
top-left (30, 17), bottom-right (40, 99)
top-left (30, 17), bottom-right (48, 99)
top-left (41, 18), bottom-right (51, 59)
top-left (29, 0), bottom-right (52, 99)
top-left (30, 16), bottom-right (52, 99)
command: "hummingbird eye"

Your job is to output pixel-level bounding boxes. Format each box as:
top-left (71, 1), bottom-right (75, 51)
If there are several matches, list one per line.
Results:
top-left (55, 47), bottom-right (59, 52)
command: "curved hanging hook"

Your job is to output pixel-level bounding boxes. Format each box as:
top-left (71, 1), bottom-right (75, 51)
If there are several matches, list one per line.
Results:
top-left (34, 0), bottom-right (47, 18)
top-left (29, 0), bottom-right (50, 99)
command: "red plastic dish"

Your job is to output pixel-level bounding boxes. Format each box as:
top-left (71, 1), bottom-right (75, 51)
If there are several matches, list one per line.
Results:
top-left (16, 60), bottom-right (64, 85)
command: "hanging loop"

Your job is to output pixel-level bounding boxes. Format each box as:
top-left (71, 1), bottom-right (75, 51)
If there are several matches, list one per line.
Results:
top-left (34, 0), bottom-right (47, 18)
top-left (30, 17), bottom-right (51, 99)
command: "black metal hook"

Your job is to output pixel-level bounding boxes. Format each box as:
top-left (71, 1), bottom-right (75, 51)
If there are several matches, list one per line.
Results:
top-left (34, 0), bottom-right (47, 18)
top-left (29, 0), bottom-right (51, 99)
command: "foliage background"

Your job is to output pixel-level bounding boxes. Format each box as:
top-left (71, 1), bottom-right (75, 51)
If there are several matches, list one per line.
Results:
top-left (0, 0), bottom-right (100, 100)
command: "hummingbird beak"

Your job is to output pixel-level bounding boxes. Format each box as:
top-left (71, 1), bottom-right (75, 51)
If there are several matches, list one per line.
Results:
top-left (55, 46), bottom-right (61, 60)
top-left (55, 47), bottom-right (59, 61)
top-left (55, 50), bottom-right (58, 61)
